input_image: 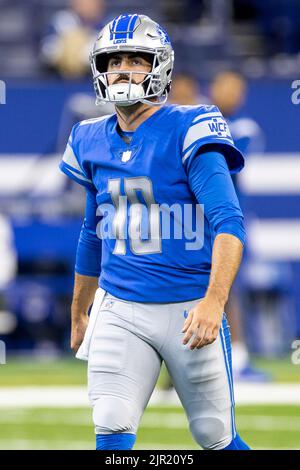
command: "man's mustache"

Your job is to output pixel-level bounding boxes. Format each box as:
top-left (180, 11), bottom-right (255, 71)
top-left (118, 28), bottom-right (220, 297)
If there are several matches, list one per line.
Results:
top-left (113, 74), bottom-right (138, 85)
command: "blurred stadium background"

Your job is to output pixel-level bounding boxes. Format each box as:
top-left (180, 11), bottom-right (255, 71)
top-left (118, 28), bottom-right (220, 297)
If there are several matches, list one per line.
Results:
top-left (0, 0), bottom-right (300, 450)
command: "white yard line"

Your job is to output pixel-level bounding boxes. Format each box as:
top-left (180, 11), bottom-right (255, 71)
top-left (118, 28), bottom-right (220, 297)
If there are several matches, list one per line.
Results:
top-left (234, 383), bottom-right (300, 405)
top-left (0, 384), bottom-right (300, 408)
top-left (0, 386), bottom-right (89, 408)
top-left (237, 415), bottom-right (300, 431)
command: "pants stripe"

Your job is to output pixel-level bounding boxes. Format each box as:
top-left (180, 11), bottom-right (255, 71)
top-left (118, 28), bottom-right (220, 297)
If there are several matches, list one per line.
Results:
top-left (220, 316), bottom-right (236, 439)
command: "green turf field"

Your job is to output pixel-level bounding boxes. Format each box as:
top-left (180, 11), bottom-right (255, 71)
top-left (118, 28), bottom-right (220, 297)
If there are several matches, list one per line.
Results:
top-left (0, 405), bottom-right (299, 450)
top-left (1, 356), bottom-right (299, 450)
top-left (1, 355), bottom-right (299, 386)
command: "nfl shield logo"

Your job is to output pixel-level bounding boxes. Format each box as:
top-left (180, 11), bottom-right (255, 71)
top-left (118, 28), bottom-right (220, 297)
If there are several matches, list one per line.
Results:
top-left (121, 150), bottom-right (132, 162)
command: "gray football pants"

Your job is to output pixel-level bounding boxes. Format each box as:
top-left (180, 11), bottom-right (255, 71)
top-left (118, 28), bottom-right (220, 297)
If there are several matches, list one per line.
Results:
top-left (87, 289), bottom-right (236, 450)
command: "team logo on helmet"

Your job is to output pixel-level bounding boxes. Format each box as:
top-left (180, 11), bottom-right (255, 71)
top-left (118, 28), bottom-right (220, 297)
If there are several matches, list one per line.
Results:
top-left (156, 25), bottom-right (171, 46)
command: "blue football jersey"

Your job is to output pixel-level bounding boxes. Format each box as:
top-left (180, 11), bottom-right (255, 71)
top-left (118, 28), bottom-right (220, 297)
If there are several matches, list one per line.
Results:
top-left (60, 104), bottom-right (244, 302)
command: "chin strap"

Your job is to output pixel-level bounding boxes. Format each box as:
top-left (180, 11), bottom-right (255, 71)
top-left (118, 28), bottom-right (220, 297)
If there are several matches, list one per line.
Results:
top-left (106, 83), bottom-right (145, 105)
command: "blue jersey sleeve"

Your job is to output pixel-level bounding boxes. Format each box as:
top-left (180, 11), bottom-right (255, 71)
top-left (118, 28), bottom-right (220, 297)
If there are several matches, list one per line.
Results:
top-left (75, 186), bottom-right (102, 277)
top-left (187, 149), bottom-right (246, 245)
top-left (181, 105), bottom-right (245, 175)
top-left (59, 122), bottom-right (94, 189)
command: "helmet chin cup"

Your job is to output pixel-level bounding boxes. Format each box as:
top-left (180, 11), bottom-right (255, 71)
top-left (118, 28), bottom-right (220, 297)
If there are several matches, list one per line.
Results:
top-left (106, 83), bottom-right (145, 106)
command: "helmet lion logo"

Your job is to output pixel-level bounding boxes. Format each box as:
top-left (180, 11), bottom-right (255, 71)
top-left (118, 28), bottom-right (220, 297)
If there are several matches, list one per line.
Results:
top-left (156, 25), bottom-right (170, 45)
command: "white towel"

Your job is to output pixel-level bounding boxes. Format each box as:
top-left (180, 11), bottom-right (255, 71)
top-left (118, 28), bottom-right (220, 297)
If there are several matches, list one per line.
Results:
top-left (75, 287), bottom-right (106, 361)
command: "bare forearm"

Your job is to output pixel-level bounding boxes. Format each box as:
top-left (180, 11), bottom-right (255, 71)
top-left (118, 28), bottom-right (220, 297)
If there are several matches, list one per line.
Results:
top-left (71, 273), bottom-right (98, 322)
top-left (206, 233), bottom-right (243, 308)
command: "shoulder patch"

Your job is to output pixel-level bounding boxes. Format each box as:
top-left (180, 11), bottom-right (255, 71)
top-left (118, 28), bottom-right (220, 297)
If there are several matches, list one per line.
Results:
top-left (183, 112), bottom-right (232, 154)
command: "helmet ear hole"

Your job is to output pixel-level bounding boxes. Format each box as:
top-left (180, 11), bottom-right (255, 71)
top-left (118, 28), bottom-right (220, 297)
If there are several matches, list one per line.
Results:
top-left (95, 53), bottom-right (109, 73)
top-left (140, 52), bottom-right (155, 68)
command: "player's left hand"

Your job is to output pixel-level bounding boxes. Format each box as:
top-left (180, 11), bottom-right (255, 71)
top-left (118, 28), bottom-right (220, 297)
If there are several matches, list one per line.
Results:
top-left (181, 294), bottom-right (224, 350)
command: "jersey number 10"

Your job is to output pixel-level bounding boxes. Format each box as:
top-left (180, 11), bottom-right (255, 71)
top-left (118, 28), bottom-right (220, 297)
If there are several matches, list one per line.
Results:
top-left (107, 177), bottom-right (162, 256)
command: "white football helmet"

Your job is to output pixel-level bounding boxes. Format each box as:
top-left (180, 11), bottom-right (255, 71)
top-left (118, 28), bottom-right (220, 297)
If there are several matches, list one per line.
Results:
top-left (90, 14), bottom-right (174, 106)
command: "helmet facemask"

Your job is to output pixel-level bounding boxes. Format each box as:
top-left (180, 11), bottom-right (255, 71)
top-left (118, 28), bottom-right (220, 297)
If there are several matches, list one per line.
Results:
top-left (90, 49), bottom-right (173, 107)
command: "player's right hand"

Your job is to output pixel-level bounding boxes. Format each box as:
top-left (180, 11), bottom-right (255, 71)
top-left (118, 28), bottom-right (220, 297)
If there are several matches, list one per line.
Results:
top-left (71, 316), bottom-right (88, 352)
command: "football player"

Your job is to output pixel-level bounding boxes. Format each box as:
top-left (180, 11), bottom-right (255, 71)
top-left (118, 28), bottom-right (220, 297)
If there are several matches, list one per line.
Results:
top-left (60, 14), bottom-right (250, 450)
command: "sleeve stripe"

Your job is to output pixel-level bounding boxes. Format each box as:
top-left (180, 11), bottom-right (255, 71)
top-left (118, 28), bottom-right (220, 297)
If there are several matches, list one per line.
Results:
top-left (191, 115), bottom-right (223, 127)
top-left (182, 138), bottom-right (238, 164)
top-left (62, 143), bottom-right (85, 175)
top-left (59, 161), bottom-right (94, 187)
top-left (182, 146), bottom-right (195, 164)
top-left (183, 122), bottom-right (209, 153)
top-left (192, 112), bottom-right (222, 125)
top-left (66, 167), bottom-right (93, 184)
top-left (62, 160), bottom-right (84, 177)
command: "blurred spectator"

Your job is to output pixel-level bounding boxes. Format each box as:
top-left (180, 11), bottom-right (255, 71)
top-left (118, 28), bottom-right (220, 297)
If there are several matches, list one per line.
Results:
top-left (210, 70), bottom-right (265, 154)
top-left (0, 214), bottom-right (17, 337)
top-left (40, 0), bottom-right (106, 79)
top-left (210, 70), bottom-right (268, 381)
top-left (169, 73), bottom-right (208, 106)
top-left (0, 215), bottom-right (17, 290)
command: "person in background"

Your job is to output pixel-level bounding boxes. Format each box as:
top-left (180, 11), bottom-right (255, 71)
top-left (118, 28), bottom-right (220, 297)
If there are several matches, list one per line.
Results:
top-left (210, 71), bottom-right (265, 156)
top-left (210, 70), bottom-right (268, 382)
top-left (0, 215), bottom-right (17, 293)
top-left (0, 215), bottom-right (17, 338)
top-left (169, 73), bottom-right (208, 106)
top-left (40, 0), bottom-right (106, 79)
